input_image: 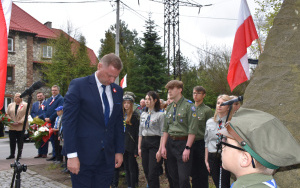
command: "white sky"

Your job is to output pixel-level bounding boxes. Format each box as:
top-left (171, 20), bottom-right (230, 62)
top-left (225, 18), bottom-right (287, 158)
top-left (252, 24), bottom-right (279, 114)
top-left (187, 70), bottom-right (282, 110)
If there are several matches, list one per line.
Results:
top-left (14, 0), bottom-right (258, 65)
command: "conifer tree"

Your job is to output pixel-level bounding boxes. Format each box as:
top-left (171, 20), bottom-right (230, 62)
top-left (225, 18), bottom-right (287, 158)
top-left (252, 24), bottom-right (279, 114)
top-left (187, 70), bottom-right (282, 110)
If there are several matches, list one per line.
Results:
top-left (128, 16), bottom-right (168, 98)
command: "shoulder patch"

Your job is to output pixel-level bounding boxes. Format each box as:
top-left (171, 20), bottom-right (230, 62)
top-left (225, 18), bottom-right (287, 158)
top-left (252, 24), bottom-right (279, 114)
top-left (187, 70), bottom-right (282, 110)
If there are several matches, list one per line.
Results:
top-left (191, 106), bottom-right (196, 112)
top-left (187, 100), bottom-right (193, 104)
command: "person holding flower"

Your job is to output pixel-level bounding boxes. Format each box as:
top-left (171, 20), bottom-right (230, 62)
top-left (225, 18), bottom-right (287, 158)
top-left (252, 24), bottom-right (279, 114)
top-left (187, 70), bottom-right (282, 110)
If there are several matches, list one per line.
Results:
top-left (138, 91), bottom-right (165, 187)
top-left (6, 93), bottom-right (29, 159)
top-left (123, 94), bottom-right (139, 188)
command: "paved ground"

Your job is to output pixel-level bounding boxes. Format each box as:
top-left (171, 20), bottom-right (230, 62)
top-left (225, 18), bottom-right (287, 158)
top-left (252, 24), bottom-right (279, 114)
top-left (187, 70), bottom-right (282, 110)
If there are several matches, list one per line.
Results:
top-left (0, 169), bottom-right (70, 188)
top-left (0, 134), bottom-right (71, 187)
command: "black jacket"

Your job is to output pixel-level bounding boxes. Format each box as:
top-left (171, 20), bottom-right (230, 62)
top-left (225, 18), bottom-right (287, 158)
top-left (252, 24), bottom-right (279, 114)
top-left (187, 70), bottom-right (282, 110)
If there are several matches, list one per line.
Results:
top-left (124, 111), bottom-right (139, 155)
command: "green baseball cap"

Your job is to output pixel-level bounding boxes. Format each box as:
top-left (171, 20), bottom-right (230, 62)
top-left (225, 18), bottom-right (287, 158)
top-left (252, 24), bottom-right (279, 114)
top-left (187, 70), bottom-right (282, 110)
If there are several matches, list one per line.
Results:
top-left (220, 108), bottom-right (300, 169)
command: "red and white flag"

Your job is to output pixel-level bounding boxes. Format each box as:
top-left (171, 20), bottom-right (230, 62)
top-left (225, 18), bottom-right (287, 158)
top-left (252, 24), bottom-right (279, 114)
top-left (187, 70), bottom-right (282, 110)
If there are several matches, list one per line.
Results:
top-left (0, 0), bottom-right (12, 110)
top-left (120, 74), bottom-right (127, 89)
top-left (227, 0), bottom-right (258, 91)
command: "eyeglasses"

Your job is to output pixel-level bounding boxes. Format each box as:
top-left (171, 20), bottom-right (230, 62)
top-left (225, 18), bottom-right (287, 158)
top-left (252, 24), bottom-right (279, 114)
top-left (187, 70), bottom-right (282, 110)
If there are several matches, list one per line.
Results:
top-left (220, 141), bottom-right (245, 151)
top-left (220, 137), bottom-right (256, 168)
top-left (193, 92), bottom-right (203, 95)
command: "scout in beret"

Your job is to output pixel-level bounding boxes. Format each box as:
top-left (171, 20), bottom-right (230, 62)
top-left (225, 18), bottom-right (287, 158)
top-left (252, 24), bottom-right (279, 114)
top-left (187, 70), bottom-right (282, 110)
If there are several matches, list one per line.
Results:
top-left (219, 108), bottom-right (300, 188)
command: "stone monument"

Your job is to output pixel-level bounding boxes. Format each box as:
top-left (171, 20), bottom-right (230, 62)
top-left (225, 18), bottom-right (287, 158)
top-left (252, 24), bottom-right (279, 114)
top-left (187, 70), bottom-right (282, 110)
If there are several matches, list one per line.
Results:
top-left (242, 0), bottom-right (300, 187)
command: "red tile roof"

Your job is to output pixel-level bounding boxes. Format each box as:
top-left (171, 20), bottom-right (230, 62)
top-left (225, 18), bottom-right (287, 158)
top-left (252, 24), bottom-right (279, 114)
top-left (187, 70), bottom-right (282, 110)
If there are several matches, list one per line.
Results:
top-left (10, 3), bottom-right (56, 39)
top-left (10, 3), bottom-right (98, 65)
top-left (52, 29), bottom-right (98, 66)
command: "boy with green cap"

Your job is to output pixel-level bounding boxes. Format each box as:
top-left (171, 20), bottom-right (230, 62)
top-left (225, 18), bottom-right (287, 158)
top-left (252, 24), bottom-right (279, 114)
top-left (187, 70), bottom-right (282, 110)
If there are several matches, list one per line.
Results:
top-left (219, 108), bottom-right (300, 188)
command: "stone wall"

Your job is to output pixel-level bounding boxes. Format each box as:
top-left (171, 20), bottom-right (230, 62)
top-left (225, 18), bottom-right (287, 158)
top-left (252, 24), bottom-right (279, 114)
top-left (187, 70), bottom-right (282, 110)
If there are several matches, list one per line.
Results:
top-left (242, 0), bottom-right (300, 187)
top-left (6, 32), bottom-right (28, 95)
top-left (5, 32), bottom-right (51, 105)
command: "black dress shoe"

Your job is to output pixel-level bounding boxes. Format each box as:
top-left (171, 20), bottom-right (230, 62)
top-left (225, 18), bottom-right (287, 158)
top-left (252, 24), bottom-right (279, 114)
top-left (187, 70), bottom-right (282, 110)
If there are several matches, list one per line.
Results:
top-left (46, 156), bottom-right (56, 161)
top-left (34, 154), bottom-right (42, 158)
top-left (6, 155), bottom-right (15, 159)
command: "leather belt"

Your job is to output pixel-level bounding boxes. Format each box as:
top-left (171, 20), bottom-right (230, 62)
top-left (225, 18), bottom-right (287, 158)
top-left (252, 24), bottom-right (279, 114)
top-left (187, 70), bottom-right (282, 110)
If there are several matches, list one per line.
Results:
top-left (169, 135), bottom-right (188, 141)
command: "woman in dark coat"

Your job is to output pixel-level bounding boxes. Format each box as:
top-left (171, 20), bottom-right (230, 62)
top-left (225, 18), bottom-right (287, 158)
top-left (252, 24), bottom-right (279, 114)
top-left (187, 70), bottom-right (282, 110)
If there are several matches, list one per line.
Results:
top-left (123, 94), bottom-right (139, 188)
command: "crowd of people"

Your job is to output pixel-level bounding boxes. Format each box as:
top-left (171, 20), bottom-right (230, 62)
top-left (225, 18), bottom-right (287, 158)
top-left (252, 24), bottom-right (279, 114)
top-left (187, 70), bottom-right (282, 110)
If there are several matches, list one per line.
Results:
top-left (4, 53), bottom-right (300, 188)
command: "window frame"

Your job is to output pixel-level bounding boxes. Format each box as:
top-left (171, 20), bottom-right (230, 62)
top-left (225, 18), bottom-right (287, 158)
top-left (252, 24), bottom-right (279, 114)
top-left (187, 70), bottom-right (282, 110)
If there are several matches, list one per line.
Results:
top-left (42, 45), bottom-right (53, 58)
top-left (6, 65), bottom-right (15, 83)
top-left (8, 37), bottom-right (14, 52)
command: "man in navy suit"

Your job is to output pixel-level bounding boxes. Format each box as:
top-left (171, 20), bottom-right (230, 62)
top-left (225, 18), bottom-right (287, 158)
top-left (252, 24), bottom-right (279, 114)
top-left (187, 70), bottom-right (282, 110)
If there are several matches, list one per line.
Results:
top-left (39, 85), bottom-right (64, 161)
top-left (63, 53), bottom-right (125, 188)
top-left (31, 92), bottom-right (48, 158)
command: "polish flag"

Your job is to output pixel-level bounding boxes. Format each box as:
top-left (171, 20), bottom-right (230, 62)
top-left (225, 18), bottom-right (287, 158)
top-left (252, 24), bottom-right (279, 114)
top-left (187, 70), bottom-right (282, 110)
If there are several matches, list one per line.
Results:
top-left (120, 74), bottom-right (127, 89)
top-left (227, 0), bottom-right (258, 91)
top-left (0, 0), bottom-right (12, 110)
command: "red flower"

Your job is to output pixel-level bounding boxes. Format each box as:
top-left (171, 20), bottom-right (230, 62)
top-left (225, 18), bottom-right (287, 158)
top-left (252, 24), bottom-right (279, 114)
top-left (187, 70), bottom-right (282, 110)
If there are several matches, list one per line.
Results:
top-left (8, 119), bottom-right (11, 122)
top-left (2, 117), bottom-right (4, 121)
top-left (113, 88), bottom-right (117, 93)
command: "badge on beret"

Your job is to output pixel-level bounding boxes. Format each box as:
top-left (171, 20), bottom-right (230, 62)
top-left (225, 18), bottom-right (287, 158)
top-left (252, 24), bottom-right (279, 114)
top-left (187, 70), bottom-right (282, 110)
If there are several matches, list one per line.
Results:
top-left (191, 106), bottom-right (196, 112)
top-left (192, 113), bottom-right (196, 117)
top-left (113, 88), bottom-right (117, 93)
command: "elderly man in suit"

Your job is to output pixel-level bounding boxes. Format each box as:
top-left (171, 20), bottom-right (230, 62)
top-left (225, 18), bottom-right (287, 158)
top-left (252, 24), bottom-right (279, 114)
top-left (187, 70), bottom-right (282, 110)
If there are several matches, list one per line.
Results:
top-left (31, 92), bottom-right (48, 158)
top-left (63, 53), bottom-right (125, 188)
top-left (39, 85), bottom-right (64, 161)
top-left (6, 93), bottom-right (29, 159)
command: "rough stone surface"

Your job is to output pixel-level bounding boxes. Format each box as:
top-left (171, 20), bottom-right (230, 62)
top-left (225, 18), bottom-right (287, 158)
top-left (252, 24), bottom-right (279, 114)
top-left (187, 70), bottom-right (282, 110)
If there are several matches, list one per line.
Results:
top-left (242, 0), bottom-right (300, 187)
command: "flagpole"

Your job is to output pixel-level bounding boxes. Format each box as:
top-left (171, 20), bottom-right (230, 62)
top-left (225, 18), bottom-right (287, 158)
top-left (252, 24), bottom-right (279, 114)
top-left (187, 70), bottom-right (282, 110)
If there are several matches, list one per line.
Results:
top-left (257, 38), bottom-right (263, 54)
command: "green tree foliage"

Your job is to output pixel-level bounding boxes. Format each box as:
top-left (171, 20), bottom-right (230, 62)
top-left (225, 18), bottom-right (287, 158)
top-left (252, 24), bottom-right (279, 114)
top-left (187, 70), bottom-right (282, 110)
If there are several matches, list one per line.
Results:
top-left (127, 16), bottom-right (168, 100)
top-left (250, 0), bottom-right (283, 57)
top-left (98, 20), bottom-right (141, 80)
top-left (73, 35), bottom-right (96, 78)
top-left (43, 33), bottom-right (95, 96)
top-left (181, 46), bottom-right (248, 108)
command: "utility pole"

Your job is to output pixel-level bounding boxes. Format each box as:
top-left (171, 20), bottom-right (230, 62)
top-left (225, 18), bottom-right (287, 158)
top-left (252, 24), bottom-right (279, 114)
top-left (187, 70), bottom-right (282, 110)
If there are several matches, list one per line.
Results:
top-left (115, 0), bottom-right (120, 84)
top-left (162, 0), bottom-right (210, 80)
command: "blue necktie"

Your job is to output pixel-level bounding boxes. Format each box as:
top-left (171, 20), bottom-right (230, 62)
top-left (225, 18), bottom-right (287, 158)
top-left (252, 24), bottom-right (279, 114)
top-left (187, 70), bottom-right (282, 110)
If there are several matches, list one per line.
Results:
top-left (102, 85), bottom-right (110, 126)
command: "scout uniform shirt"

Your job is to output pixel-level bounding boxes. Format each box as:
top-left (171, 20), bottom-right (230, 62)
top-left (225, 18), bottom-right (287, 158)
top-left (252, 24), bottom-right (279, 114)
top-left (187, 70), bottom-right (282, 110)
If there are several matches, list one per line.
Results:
top-left (194, 103), bottom-right (213, 141)
top-left (231, 173), bottom-right (278, 188)
top-left (163, 96), bottom-right (198, 136)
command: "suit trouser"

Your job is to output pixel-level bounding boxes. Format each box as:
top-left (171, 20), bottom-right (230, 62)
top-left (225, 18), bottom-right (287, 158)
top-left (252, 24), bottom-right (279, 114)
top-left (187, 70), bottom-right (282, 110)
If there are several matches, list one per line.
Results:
top-left (208, 153), bottom-right (230, 188)
top-left (38, 140), bottom-right (48, 155)
top-left (70, 153), bottom-right (114, 188)
top-left (191, 140), bottom-right (209, 188)
top-left (54, 134), bottom-right (62, 161)
top-left (9, 130), bottom-right (23, 157)
top-left (124, 151), bottom-right (138, 188)
top-left (50, 134), bottom-right (56, 157)
top-left (166, 137), bottom-right (193, 188)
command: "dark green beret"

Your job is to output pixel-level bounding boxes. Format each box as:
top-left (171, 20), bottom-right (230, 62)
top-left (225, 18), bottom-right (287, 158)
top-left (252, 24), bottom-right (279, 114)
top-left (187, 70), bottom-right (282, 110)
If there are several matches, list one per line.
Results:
top-left (226, 108), bottom-right (300, 169)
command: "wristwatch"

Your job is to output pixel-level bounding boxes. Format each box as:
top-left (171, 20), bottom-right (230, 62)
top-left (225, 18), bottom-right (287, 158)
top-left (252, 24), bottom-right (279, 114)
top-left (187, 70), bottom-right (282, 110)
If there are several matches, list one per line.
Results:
top-left (185, 146), bottom-right (191, 150)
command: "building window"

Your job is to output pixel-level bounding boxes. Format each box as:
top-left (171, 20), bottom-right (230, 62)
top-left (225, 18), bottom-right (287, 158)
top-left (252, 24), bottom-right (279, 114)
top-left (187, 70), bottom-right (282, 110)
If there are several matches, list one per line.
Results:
top-left (8, 38), bottom-right (13, 52)
top-left (6, 66), bottom-right (14, 82)
top-left (43, 46), bottom-right (52, 58)
top-left (4, 97), bottom-right (13, 112)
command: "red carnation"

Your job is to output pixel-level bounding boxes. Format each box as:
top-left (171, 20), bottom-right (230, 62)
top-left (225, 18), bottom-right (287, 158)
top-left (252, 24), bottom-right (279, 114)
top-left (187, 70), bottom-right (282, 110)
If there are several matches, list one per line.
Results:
top-left (8, 119), bottom-right (11, 122)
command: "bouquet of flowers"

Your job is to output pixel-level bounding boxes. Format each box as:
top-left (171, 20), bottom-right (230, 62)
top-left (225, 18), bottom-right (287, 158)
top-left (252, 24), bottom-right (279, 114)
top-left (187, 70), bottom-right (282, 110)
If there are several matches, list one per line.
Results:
top-left (28, 117), bottom-right (46, 135)
top-left (29, 117), bottom-right (52, 149)
top-left (0, 111), bottom-right (14, 126)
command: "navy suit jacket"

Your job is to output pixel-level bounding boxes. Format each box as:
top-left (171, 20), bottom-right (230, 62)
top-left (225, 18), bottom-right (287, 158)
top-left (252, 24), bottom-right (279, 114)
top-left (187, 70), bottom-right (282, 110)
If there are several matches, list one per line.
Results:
top-left (30, 100), bottom-right (46, 118)
top-left (39, 94), bottom-right (64, 125)
top-left (62, 74), bottom-right (124, 166)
